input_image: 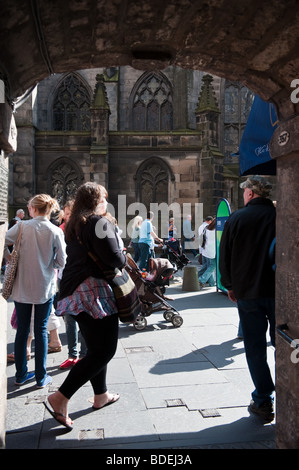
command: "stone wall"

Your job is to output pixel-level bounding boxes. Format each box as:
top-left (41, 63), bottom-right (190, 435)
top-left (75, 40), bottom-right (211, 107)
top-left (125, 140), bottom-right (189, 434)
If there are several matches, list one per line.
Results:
top-left (108, 130), bottom-right (201, 205)
top-left (34, 132), bottom-right (91, 195)
top-left (0, 150), bottom-right (8, 448)
top-left (270, 118), bottom-right (299, 448)
top-left (0, 101), bottom-right (16, 447)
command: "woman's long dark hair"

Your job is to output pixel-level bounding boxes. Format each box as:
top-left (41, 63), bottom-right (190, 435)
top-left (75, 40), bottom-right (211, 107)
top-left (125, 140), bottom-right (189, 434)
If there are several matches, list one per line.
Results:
top-left (65, 182), bottom-right (108, 242)
top-left (206, 217), bottom-right (216, 230)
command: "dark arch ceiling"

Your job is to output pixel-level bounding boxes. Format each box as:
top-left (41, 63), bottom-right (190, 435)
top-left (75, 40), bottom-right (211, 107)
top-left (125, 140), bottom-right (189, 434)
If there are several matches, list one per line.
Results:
top-left (1, 0), bottom-right (299, 118)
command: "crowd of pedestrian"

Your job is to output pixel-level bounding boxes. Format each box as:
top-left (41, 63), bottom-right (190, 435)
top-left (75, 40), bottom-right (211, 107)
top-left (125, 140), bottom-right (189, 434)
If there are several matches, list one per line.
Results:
top-left (2, 174), bottom-right (276, 427)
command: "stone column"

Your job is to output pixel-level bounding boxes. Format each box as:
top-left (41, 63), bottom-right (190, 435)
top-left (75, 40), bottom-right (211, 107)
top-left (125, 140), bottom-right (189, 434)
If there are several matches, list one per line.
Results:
top-left (90, 74), bottom-right (110, 188)
top-left (195, 75), bottom-right (224, 217)
top-left (0, 102), bottom-right (17, 448)
top-left (270, 115), bottom-right (299, 449)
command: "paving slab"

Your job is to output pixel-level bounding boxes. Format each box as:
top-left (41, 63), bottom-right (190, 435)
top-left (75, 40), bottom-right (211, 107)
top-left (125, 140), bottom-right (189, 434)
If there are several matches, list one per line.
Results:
top-left (148, 406), bottom-right (275, 446)
top-left (140, 382), bottom-right (249, 410)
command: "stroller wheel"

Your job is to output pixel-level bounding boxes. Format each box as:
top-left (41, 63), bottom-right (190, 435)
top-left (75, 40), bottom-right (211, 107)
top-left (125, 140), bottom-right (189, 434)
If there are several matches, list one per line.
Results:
top-left (171, 314), bottom-right (183, 327)
top-left (133, 315), bottom-right (147, 330)
top-left (163, 310), bottom-right (174, 322)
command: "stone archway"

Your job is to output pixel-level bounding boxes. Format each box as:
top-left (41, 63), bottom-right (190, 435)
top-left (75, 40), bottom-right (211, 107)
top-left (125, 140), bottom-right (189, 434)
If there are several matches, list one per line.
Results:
top-left (1, 2), bottom-right (299, 119)
top-left (1, 0), bottom-right (299, 449)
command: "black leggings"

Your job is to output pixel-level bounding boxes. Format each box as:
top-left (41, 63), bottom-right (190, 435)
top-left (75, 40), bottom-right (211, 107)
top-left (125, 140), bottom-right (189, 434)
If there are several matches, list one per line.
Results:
top-left (59, 312), bottom-right (119, 399)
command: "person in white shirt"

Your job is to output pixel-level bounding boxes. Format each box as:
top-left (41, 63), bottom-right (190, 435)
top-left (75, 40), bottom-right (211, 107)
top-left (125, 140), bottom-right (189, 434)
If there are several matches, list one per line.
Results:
top-left (197, 216), bottom-right (213, 271)
top-left (198, 217), bottom-right (216, 287)
top-left (130, 215), bottom-right (143, 263)
top-left (4, 194), bottom-right (66, 388)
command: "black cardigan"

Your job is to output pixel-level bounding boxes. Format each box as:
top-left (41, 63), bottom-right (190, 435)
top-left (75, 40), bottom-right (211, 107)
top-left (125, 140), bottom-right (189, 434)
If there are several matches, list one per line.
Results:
top-left (59, 215), bottom-right (127, 300)
top-left (219, 198), bottom-right (276, 300)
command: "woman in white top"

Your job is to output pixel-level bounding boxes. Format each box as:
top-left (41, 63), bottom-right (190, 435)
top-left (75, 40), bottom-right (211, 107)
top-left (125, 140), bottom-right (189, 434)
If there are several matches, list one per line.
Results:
top-left (130, 215), bottom-right (143, 263)
top-left (4, 194), bottom-right (66, 388)
top-left (198, 217), bottom-right (216, 287)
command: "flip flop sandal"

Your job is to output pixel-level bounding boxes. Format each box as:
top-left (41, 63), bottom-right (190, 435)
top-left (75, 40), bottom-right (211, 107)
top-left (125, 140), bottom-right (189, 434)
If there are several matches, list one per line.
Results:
top-left (43, 400), bottom-right (73, 430)
top-left (48, 346), bottom-right (62, 353)
top-left (7, 352), bottom-right (31, 363)
top-left (88, 393), bottom-right (120, 410)
top-left (7, 353), bottom-right (15, 363)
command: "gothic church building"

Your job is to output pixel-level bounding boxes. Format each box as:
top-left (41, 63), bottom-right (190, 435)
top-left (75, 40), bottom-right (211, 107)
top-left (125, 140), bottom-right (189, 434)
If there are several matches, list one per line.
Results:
top-left (9, 66), bottom-right (254, 234)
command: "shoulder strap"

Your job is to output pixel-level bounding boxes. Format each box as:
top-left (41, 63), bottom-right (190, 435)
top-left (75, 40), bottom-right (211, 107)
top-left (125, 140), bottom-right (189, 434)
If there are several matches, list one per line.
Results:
top-left (201, 227), bottom-right (207, 248)
top-left (15, 223), bottom-right (23, 247)
top-left (77, 235), bottom-right (104, 269)
top-left (269, 237), bottom-right (276, 271)
top-left (77, 235), bottom-right (117, 281)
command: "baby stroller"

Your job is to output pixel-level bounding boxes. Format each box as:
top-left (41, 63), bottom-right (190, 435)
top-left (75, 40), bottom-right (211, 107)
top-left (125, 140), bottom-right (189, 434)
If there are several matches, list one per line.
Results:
top-left (125, 254), bottom-right (184, 330)
top-left (162, 238), bottom-right (190, 271)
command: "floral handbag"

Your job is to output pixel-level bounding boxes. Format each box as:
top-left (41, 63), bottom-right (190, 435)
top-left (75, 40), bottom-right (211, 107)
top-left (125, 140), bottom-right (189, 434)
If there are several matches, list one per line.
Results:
top-left (2, 223), bottom-right (23, 301)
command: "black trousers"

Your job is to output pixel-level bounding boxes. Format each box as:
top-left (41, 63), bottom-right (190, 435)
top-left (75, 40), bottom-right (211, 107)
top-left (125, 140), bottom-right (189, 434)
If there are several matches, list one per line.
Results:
top-left (59, 312), bottom-right (119, 399)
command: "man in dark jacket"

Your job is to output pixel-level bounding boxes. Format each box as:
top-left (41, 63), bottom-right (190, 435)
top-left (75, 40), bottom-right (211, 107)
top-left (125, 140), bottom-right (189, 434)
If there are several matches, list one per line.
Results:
top-left (219, 175), bottom-right (276, 422)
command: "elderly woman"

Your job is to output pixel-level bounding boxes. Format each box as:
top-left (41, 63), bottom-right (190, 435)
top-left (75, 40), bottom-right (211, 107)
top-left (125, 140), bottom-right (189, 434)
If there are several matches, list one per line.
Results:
top-left (4, 194), bottom-right (66, 388)
top-left (44, 182), bottom-right (127, 429)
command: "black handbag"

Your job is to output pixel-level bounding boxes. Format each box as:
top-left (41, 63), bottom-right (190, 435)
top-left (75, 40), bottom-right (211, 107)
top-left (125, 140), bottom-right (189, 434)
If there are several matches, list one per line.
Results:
top-left (78, 237), bottom-right (141, 324)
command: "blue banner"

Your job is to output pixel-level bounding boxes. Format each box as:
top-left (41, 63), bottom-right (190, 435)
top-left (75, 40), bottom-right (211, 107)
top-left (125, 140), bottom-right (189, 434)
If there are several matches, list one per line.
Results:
top-left (239, 95), bottom-right (278, 176)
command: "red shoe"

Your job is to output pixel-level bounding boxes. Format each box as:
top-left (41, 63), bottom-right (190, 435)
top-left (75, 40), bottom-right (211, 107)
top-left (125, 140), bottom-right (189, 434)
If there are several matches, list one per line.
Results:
top-left (59, 358), bottom-right (79, 369)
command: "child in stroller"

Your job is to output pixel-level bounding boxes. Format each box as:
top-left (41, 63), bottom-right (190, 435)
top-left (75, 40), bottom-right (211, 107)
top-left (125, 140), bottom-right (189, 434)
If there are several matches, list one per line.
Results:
top-left (126, 254), bottom-right (184, 330)
top-left (162, 238), bottom-right (190, 271)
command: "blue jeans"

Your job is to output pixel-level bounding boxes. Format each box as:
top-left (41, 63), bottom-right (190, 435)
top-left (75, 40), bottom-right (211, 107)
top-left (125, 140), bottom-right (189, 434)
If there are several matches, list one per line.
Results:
top-left (64, 314), bottom-right (87, 359)
top-left (237, 297), bottom-right (275, 406)
top-left (132, 242), bottom-right (140, 263)
top-left (138, 242), bottom-right (151, 271)
top-left (197, 255), bottom-right (208, 278)
top-left (198, 257), bottom-right (216, 286)
top-left (14, 297), bottom-right (54, 385)
top-left (237, 321), bottom-right (243, 338)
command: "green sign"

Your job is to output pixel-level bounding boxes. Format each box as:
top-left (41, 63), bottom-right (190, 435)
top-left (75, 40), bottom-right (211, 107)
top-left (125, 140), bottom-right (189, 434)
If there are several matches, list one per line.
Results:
top-left (216, 198), bottom-right (231, 292)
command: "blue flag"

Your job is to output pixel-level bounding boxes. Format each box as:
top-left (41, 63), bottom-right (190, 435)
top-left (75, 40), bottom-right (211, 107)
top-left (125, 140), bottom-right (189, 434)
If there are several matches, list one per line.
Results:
top-left (239, 95), bottom-right (278, 176)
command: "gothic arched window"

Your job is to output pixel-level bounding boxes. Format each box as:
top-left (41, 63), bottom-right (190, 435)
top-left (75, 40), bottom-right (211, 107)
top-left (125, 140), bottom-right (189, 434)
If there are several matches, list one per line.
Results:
top-left (223, 81), bottom-right (254, 162)
top-left (131, 72), bottom-right (173, 131)
top-left (47, 157), bottom-right (84, 206)
top-left (135, 157), bottom-right (174, 208)
top-left (53, 74), bottom-right (91, 131)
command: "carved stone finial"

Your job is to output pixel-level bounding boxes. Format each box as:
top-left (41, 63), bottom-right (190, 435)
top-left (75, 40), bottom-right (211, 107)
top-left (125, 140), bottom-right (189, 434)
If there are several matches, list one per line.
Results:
top-left (196, 74), bottom-right (220, 114)
top-left (91, 74), bottom-right (110, 110)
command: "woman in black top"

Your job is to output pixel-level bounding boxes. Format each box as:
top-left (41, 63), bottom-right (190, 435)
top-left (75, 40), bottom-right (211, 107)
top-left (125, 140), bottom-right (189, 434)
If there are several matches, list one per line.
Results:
top-left (44, 182), bottom-right (126, 429)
